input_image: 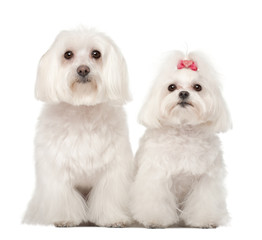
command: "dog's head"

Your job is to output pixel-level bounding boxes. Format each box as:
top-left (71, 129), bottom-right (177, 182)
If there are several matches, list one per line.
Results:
top-left (139, 51), bottom-right (232, 133)
top-left (35, 28), bottom-right (131, 105)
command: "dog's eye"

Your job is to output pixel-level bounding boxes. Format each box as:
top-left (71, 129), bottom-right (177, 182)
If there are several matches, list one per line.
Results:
top-left (193, 84), bottom-right (202, 92)
top-left (168, 84), bottom-right (177, 92)
top-left (91, 50), bottom-right (101, 59)
top-left (64, 51), bottom-right (74, 60)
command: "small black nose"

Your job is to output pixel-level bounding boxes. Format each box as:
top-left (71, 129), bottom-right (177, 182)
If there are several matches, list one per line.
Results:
top-left (179, 91), bottom-right (190, 100)
top-left (77, 65), bottom-right (90, 77)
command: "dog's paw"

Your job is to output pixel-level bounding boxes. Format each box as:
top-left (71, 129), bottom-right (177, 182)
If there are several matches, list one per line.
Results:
top-left (144, 223), bottom-right (167, 229)
top-left (105, 222), bottom-right (126, 228)
top-left (93, 214), bottom-right (132, 227)
top-left (186, 222), bottom-right (218, 229)
top-left (201, 224), bottom-right (218, 229)
top-left (54, 221), bottom-right (77, 227)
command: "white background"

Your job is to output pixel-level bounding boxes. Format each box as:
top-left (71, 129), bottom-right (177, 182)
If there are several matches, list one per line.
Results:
top-left (0, 0), bottom-right (261, 239)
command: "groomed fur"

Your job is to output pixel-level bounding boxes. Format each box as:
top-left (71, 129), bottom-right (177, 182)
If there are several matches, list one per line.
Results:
top-left (23, 28), bottom-right (133, 227)
top-left (130, 51), bottom-right (231, 228)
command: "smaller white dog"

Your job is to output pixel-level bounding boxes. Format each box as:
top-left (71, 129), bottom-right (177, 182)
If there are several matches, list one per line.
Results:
top-left (130, 51), bottom-right (231, 228)
top-left (23, 28), bottom-right (133, 227)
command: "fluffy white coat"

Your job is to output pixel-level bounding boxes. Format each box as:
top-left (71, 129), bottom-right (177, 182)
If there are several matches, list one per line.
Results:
top-left (130, 51), bottom-right (231, 228)
top-left (23, 28), bottom-right (133, 227)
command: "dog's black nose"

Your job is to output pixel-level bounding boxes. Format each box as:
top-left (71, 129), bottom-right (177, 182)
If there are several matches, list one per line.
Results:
top-left (77, 65), bottom-right (90, 77)
top-left (179, 91), bottom-right (190, 100)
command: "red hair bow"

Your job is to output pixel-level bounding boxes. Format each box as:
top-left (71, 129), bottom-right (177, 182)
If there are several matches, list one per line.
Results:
top-left (177, 60), bottom-right (198, 71)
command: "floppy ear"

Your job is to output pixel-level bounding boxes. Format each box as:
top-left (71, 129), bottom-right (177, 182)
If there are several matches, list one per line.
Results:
top-left (138, 85), bottom-right (162, 128)
top-left (212, 91), bottom-right (232, 133)
top-left (35, 49), bottom-right (60, 103)
top-left (102, 45), bottom-right (131, 104)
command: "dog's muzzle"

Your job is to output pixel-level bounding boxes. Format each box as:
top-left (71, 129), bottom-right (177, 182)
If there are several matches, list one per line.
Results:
top-left (77, 65), bottom-right (91, 83)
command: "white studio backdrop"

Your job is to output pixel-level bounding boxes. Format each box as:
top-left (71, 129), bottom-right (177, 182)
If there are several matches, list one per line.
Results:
top-left (0, 0), bottom-right (261, 239)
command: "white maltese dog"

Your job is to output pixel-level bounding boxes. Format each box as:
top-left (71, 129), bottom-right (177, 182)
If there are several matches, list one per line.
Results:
top-left (23, 28), bottom-right (133, 227)
top-left (130, 51), bottom-right (231, 228)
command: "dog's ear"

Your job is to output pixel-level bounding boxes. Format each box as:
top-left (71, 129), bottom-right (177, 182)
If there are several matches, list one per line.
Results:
top-left (138, 86), bottom-right (162, 128)
top-left (35, 31), bottom-right (70, 103)
top-left (102, 43), bottom-right (132, 104)
top-left (35, 48), bottom-right (60, 103)
top-left (211, 91), bottom-right (232, 133)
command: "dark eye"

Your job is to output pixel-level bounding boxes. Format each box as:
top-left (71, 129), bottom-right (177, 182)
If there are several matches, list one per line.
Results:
top-left (193, 84), bottom-right (202, 92)
top-left (64, 51), bottom-right (74, 60)
top-left (91, 50), bottom-right (101, 59)
top-left (168, 84), bottom-right (177, 92)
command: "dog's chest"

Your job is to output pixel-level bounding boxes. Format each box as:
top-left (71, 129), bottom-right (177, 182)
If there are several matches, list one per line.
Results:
top-left (37, 104), bottom-right (122, 174)
top-left (159, 132), bottom-right (220, 175)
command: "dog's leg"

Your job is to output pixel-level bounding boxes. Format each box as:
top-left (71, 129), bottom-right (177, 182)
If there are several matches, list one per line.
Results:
top-left (130, 164), bottom-right (179, 228)
top-left (180, 173), bottom-right (229, 228)
top-left (86, 162), bottom-right (132, 227)
top-left (23, 173), bottom-right (88, 226)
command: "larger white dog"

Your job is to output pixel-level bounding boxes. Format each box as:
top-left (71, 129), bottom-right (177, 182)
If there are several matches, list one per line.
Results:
top-left (130, 51), bottom-right (231, 228)
top-left (23, 28), bottom-right (133, 227)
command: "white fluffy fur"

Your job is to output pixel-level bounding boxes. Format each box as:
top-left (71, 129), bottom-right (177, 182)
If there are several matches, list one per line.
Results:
top-left (23, 28), bottom-right (133, 227)
top-left (130, 51), bottom-right (231, 228)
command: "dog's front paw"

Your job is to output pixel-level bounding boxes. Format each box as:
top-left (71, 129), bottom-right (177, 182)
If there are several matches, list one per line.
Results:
top-left (182, 216), bottom-right (220, 229)
top-left (144, 223), bottom-right (168, 229)
top-left (93, 213), bottom-right (132, 228)
top-left (105, 222), bottom-right (126, 228)
top-left (181, 210), bottom-right (228, 229)
top-left (54, 221), bottom-right (78, 227)
top-left (185, 222), bottom-right (218, 229)
top-left (133, 209), bottom-right (179, 229)
top-left (201, 224), bottom-right (218, 229)
top-left (136, 216), bottom-right (178, 229)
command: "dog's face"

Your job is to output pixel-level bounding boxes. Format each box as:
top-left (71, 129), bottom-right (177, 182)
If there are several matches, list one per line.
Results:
top-left (139, 51), bottom-right (232, 133)
top-left (35, 29), bottom-right (131, 105)
top-left (159, 69), bottom-right (211, 126)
